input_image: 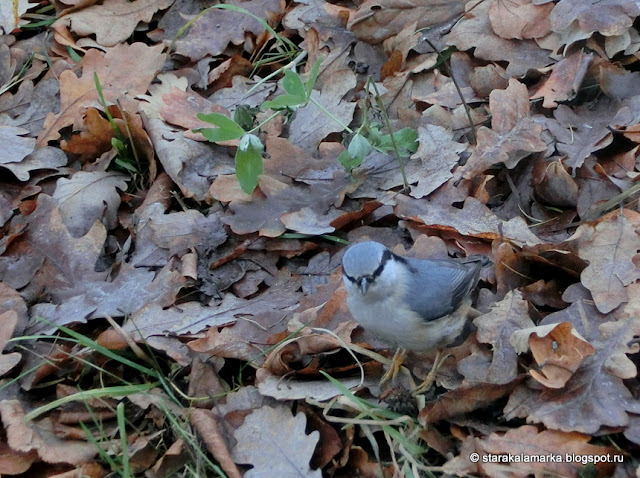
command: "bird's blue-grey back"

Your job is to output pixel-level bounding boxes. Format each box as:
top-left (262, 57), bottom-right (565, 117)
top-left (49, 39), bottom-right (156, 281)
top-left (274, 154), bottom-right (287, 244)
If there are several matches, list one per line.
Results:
top-left (402, 256), bottom-right (484, 321)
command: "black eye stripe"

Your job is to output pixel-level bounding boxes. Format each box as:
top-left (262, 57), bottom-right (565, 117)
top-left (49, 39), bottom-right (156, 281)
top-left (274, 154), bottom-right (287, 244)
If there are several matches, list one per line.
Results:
top-left (343, 248), bottom-right (400, 285)
top-left (371, 249), bottom-right (393, 279)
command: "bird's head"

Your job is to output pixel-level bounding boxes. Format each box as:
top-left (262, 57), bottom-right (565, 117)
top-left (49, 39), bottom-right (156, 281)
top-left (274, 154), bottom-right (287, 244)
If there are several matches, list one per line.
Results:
top-left (342, 241), bottom-right (403, 298)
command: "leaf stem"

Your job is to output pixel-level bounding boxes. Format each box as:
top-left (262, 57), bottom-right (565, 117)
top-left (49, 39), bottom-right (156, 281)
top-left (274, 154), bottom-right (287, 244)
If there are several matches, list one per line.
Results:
top-left (309, 96), bottom-right (353, 134)
top-left (368, 79), bottom-right (409, 190)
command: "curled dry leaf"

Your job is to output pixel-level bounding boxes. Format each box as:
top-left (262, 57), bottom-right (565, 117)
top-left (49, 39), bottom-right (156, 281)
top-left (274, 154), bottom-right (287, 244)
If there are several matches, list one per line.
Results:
top-left (263, 318), bottom-right (356, 376)
top-left (533, 159), bottom-right (579, 208)
top-left (0, 440), bottom-right (37, 475)
top-left (530, 50), bottom-right (593, 109)
top-left (147, 439), bottom-right (188, 477)
top-left (191, 409), bottom-right (242, 478)
top-left (510, 321), bottom-right (596, 388)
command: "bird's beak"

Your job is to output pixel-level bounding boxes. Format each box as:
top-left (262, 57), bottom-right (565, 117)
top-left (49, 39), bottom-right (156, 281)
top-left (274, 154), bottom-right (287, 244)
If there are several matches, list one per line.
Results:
top-left (359, 278), bottom-right (370, 295)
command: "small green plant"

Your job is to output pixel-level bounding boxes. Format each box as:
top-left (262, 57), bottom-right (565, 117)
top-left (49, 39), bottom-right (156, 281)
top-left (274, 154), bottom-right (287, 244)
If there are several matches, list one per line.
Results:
top-left (183, 7), bottom-right (419, 195)
top-left (195, 58), bottom-right (418, 194)
top-left (194, 57), bottom-right (323, 194)
top-left (94, 73), bottom-right (132, 167)
top-left (338, 124), bottom-right (418, 175)
top-left (94, 73), bottom-right (147, 188)
top-left (260, 59), bottom-right (321, 112)
top-left (337, 78), bottom-right (418, 187)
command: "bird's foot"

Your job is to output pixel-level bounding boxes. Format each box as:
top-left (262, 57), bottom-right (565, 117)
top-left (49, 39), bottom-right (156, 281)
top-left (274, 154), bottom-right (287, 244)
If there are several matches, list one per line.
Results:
top-left (412, 351), bottom-right (451, 396)
top-left (380, 347), bottom-right (407, 386)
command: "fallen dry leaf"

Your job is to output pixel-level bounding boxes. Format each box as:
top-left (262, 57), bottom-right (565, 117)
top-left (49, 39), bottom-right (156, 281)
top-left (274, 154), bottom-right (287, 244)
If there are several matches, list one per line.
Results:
top-left (347, 0), bottom-right (466, 44)
top-left (4, 0), bottom-right (640, 475)
top-left (0, 440), bottom-right (36, 475)
top-left (550, 0), bottom-right (640, 37)
top-left (511, 321), bottom-right (596, 388)
top-left (382, 124), bottom-right (466, 197)
top-left (142, 116), bottom-right (234, 200)
top-left (188, 280), bottom-right (302, 364)
top-left (419, 379), bottom-right (523, 425)
top-left (471, 290), bottom-right (534, 384)
top-left (53, 170), bottom-right (128, 237)
top-left (0, 0), bottom-right (31, 33)
top-left (0, 310), bottom-right (21, 377)
top-left (54, 0), bottom-right (174, 47)
top-left (37, 42), bottom-right (165, 147)
top-left (572, 208), bottom-right (640, 313)
top-left (0, 126), bottom-right (35, 165)
top-left (447, 0), bottom-right (552, 76)
top-left (191, 409), bottom-right (242, 478)
top-left (0, 400), bottom-right (97, 465)
top-left (172, 0), bottom-right (286, 61)
top-left (232, 405), bottom-right (321, 477)
top-left (489, 0), bottom-right (553, 40)
top-left (532, 158), bottom-right (579, 208)
top-left (542, 99), bottom-right (617, 170)
top-left (288, 68), bottom-right (357, 152)
top-left (504, 302), bottom-right (640, 434)
top-left (444, 425), bottom-right (616, 478)
top-left (395, 195), bottom-right (542, 247)
top-left (454, 79), bottom-right (547, 181)
top-left (530, 50), bottom-right (593, 109)
top-left (220, 174), bottom-right (351, 237)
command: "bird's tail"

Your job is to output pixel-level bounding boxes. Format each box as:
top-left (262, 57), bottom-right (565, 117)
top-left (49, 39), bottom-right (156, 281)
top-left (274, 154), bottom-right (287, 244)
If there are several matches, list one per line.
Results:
top-left (460, 255), bottom-right (490, 296)
top-left (460, 255), bottom-right (491, 268)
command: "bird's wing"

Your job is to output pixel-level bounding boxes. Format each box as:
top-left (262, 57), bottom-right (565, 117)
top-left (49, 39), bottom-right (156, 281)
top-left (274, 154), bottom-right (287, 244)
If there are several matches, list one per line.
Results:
top-left (403, 257), bottom-right (482, 321)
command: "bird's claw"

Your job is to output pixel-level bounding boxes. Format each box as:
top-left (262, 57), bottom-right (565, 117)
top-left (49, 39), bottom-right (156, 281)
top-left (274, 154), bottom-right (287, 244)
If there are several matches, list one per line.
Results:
top-left (379, 347), bottom-right (407, 386)
top-left (412, 351), bottom-right (451, 396)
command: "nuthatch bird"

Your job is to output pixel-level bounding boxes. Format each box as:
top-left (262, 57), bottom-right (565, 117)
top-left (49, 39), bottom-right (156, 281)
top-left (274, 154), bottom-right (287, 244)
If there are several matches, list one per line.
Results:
top-left (341, 241), bottom-right (488, 392)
